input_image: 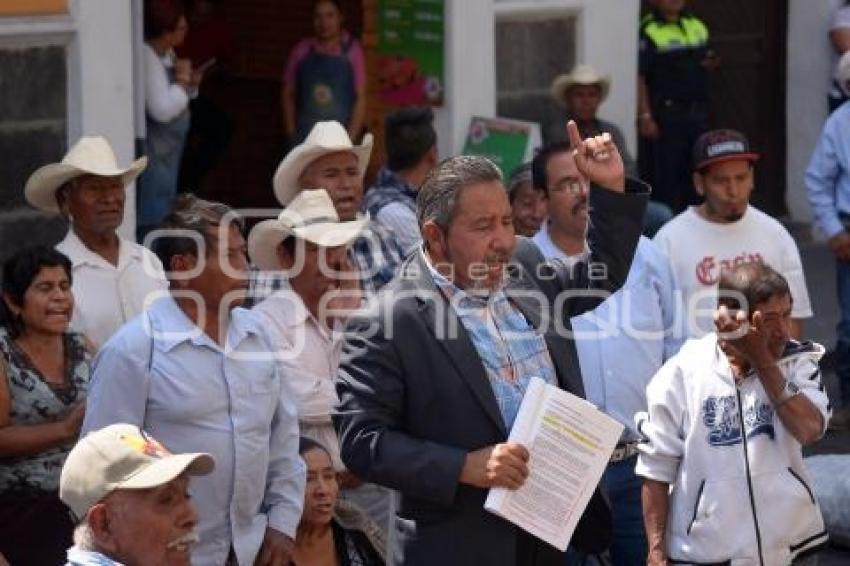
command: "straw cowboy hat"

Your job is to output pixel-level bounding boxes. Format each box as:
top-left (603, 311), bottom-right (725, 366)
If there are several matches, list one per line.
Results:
top-left (24, 136), bottom-right (148, 214)
top-left (550, 64), bottom-right (611, 106)
top-left (837, 51), bottom-right (850, 97)
top-left (248, 189), bottom-right (367, 270)
top-left (273, 121), bottom-right (373, 206)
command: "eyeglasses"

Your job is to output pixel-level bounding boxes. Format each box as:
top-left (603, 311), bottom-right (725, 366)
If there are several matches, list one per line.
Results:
top-left (548, 178), bottom-right (587, 195)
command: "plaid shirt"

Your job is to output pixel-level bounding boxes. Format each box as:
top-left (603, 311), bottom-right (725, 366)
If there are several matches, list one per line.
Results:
top-left (248, 219), bottom-right (405, 305)
top-left (425, 253), bottom-right (557, 429)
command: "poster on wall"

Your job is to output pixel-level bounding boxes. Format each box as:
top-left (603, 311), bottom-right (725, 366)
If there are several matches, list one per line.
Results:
top-left (377, 0), bottom-right (445, 106)
top-left (462, 117), bottom-right (542, 177)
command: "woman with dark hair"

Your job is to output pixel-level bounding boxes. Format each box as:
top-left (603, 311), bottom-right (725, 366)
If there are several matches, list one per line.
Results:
top-left (137, 0), bottom-right (207, 240)
top-left (0, 246), bottom-right (93, 565)
top-left (282, 0), bottom-right (367, 144)
top-left (295, 437), bottom-right (385, 566)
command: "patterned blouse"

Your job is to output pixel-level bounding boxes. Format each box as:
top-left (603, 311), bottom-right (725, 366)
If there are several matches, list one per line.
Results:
top-left (0, 328), bottom-right (91, 494)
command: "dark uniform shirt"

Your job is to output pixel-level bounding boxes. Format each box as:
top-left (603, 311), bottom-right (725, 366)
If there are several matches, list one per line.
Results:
top-left (639, 10), bottom-right (710, 104)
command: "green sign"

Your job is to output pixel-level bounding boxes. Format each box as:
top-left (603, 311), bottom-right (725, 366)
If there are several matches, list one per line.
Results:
top-left (377, 0), bottom-right (444, 106)
top-left (462, 117), bottom-right (539, 177)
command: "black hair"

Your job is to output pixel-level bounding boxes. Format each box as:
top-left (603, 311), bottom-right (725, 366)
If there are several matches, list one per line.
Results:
top-left (506, 162), bottom-right (534, 204)
top-left (531, 141), bottom-right (573, 194)
top-left (0, 246), bottom-right (73, 338)
top-left (717, 262), bottom-right (791, 314)
top-left (151, 194), bottom-right (244, 276)
top-left (385, 106), bottom-right (437, 172)
top-left (313, 0), bottom-right (344, 14)
top-left (144, 0), bottom-right (185, 41)
top-left (298, 436), bottom-right (332, 458)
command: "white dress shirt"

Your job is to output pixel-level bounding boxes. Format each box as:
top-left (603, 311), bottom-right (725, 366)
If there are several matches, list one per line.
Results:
top-left (82, 297), bottom-right (305, 566)
top-left (252, 285), bottom-right (345, 469)
top-left (56, 229), bottom-right (168, 349)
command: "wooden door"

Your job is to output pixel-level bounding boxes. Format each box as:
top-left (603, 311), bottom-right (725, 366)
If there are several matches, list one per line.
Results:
top-left (641, 0), bottom-right (789, 216)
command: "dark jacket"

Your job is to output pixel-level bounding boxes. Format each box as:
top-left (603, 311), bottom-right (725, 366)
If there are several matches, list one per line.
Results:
top-left (335, 181), bottom-right (649, 566)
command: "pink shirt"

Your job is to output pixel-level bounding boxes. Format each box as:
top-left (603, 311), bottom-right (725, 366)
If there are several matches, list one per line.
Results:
top-left (282, 32), bottom-right (366, 89)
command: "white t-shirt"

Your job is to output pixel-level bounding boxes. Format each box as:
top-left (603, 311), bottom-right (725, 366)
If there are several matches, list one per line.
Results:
top-left (653, 206), bottom-right (812, 337)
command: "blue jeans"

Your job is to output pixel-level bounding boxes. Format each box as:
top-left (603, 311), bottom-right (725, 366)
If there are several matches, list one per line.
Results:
top-left (835, 260), bottom-right (850, 406)
top-left (566, 455), bottom-right (646, 566)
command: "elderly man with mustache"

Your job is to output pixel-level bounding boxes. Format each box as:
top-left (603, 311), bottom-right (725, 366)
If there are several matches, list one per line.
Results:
top-left (334, 122), bottom-right (649, 566)
top-left (59, 423), bottom-right (215, 566)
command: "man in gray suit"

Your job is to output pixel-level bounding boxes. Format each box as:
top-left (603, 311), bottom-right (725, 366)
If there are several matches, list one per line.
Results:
top-left (335, 122), bottom-right (649, 565)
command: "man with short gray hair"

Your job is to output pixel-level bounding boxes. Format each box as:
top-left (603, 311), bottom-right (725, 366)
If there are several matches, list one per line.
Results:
top-left (335, 122), bottom-right (650, 565)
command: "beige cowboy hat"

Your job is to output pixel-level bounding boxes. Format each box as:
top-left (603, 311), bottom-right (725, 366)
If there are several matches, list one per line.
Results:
top-left (273, 121), bottom-right (373, 206)
top-left (24, 136), bottom-right (148, 214)
top-left (248, 189), bottom-right (367, 270)
top-left (837, 51), bottom-right (850, 97)
top-left (550, 64), bottom-right (611, 106)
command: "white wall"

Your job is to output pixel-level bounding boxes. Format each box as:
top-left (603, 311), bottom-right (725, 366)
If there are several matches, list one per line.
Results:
top-left (434, 0), bottom-right (496, 158)
top-left (434, 0), bottom-right (639, 158)
top-left (786, 0), bottom-right (843, 228)
top-left (68, 0), bottom-right (137, 238)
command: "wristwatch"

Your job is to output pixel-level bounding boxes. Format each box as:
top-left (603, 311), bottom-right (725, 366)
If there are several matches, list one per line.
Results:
top-left (774, 379), bottom-right (801, 408)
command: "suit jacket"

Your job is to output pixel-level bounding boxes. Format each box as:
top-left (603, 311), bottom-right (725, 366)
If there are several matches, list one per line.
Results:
top-left (334, 182), bottom-right (649, 566)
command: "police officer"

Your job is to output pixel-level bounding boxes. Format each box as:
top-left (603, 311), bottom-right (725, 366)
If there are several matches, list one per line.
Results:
top-left (637, 0), bottom-right (718, 212)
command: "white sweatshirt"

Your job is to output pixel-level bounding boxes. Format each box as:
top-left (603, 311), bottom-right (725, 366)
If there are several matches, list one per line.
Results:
top-left (636, 334), bottom-right (830, 565)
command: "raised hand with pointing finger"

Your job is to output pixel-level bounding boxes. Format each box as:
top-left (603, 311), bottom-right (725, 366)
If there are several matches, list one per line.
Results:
top-left (566, 119), bottom-right (626, 192)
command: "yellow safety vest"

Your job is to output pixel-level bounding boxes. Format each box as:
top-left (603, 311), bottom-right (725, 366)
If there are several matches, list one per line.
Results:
top-left (641, 13), bottom-right (708, 52)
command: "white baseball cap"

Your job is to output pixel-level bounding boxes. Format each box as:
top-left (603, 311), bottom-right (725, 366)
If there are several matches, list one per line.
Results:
top-left (60, 424), bottom-right (214, 521)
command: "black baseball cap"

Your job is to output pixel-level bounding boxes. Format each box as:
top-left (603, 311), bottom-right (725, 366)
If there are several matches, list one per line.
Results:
top-left (692, 129), bottom-right (760, 172)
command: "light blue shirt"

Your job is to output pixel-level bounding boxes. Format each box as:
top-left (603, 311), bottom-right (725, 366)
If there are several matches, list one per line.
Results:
top-left (806, 100), bottom-right (850, 238)
top-left (532, 230), bottom-right (684, 437)
top-left (66, 546), bottom-right (122, 565)
top-left (82, 297), bottom-right (305, 566)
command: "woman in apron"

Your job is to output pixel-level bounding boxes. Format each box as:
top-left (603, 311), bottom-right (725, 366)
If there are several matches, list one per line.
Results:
top-left (282, 0), bottom-right (367, 145)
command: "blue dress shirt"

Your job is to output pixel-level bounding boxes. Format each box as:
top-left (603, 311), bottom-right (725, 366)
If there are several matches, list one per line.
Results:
top-left (532, 230), bottom-right (684, 437)
top-left (82, 296), bottom-right (305, 566)
top-left (806, 100), bottom-right (850, 238)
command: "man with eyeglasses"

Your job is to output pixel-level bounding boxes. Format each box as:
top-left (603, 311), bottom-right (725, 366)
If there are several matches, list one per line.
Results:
top-left (530, 141), bottom-right (683, 565)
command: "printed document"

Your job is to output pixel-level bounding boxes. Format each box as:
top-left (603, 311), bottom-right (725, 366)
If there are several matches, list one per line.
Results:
top-left (484, 376), bottom-right (623, 550)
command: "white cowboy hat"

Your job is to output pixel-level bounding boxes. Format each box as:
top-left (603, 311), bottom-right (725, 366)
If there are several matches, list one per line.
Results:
top-left (550, 64), bottom-right (611, 106)
top-left (248, 189), bottom-right (368, 270)
top-left (273, 121), bottom-right (373, 206)
top-left (837, 51), bottom-right (850, 98)
top-left (24, 136), bottom-right (148, 214)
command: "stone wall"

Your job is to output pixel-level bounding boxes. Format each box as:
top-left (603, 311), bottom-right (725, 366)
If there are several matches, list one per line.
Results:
top-left (0, 44), bottom-right (68, 264)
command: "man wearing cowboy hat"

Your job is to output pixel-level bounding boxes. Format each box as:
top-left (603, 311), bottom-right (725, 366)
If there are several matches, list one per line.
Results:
top-left (24, 136), bottom-right (168, 349)
top-left (250, 189), bottom-right (393, 539)
top-left (251, 120), bottom-right (405, 304)
top-left (547, 64), bottom-right (635, 177)
top-left (60, 423), bottom-right (215, 565)
top-left (548, 64), bottom-right (672, 237)
top-left (249, 188), bottom-right (365, 470)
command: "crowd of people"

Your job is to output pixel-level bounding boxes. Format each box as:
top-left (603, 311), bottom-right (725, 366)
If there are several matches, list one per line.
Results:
top-left (2, 0), bottom-right (849, 565)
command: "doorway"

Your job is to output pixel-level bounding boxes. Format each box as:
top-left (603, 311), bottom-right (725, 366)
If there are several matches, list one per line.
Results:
top-left (183, 0), bottom-right (364, 210)
top-left (640, 0), bottom-right (789, 216)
